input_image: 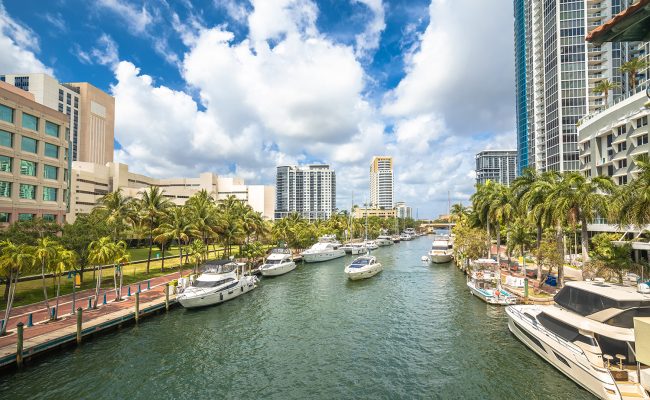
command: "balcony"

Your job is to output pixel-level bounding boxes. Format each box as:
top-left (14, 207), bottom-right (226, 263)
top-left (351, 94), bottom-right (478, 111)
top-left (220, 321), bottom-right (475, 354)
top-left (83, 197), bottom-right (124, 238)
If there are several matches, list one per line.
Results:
top-left (630, 142), bottom-right (649, 156)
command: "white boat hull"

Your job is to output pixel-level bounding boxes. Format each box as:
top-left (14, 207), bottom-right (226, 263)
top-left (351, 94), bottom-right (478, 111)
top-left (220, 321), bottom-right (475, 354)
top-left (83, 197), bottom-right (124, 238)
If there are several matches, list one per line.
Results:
top-left (260, 261), bottom-right (296, 276)
top-left (429, 253), bottom-right (453, 263)
top-left (376, 239), bottom-right (393, 246)
top-left (345, 263), bottom-right (383, 280)
top-left (506, 306), bottom-right (629, 400)
top-left (302, 249), bottom-right (346, 263)
top-left (467, 282), bottom-right (517, 305)
top-left (178, 276), bottom-right (257, 308)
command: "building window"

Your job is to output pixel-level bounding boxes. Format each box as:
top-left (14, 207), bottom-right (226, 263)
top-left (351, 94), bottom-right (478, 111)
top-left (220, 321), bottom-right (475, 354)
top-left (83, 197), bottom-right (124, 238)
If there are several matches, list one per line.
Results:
top-left (74, 97), bottom-right (78, 108)
top-left (21, 136), bottom-right (37, 153)
top-left (20, 160), bottom-right (37, 176)
top-left (45, 121), bottom-right (60, 137)
top-left (18, 213), bottom-right (33, 221)
top-left (66, 93), bottom-right (71, 105)
top-left (0, 130), bottom-right (11, 148)
top-left (43, 187), bottom-right (57, 202)
top-left (58, 103), bottom-right (63, 113)
top-left (63, 168), bottom-right (68, 181)
top-left (637, 116), bottom-right (648, 128)
top-left (19, 184), bottom-right (36, 200)
top-left (0, 155), bottom-right (11, 172)
top-left (44, 143), bottom-right (58, 158)
top-left (14, 76), bottom-right (29, 91)
top-left (42, 214), bottom-right (56, 222)
top-left (43, 164), bottom-right (58, 180)
top-left (21, 113), bottom-right (38, 131)
top-left (0, 181), bottom-right (11, 197)
top-left (638, 135), bottom-right (649, 146)
top-left (0, 104), bottom-right (13, 123)
top-left (0, 212), bottom-right (9, 223)
top-left (58, 89), bottom-right (64, 102)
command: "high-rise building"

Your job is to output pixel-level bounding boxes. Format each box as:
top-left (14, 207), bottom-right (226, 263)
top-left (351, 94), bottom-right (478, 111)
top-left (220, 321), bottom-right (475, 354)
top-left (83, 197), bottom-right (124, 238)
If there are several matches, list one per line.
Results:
top-left (369, 156), bottom-right (393, 209)
top-left (275, 164), bottom-right (336, 221)
top-left (1, 73), bottom-right (115, 165)
top-left (0, 82), bottom-right (70, 224)
top-left (513, 0), bottom-right (649, 173)
top-left (394, 201), bottom-right (412, 219)
top-left (475, 150), bottom-right (517, 186)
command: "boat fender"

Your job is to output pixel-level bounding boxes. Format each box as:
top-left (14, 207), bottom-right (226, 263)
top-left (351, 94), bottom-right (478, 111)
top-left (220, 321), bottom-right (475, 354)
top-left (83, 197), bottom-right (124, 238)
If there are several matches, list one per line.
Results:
top-left (241, 286), bottom-right (244, 292)
top-left (220, 293), bottom-right (223, 301)
top-left (493, 289), bottom-right (500, 298)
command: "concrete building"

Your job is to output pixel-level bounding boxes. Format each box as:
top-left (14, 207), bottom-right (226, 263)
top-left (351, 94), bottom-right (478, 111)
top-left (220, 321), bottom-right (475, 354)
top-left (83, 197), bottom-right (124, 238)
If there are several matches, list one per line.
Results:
top-left (369, 156), bottom-right (393, 209)
top-left (275, 164), bottom-right (336, 221)
top-left (394, 201), bottom-right (412, 219)
top-left (475, 150), bottom-right (517, 186)
top-left (0, 82), bottom-right (69, 224)
top-left (513, 0), bottom-right (649, 173)
top-left (0, 73), bottom-right (115, 164)
top-left (352, 207), bottom-right (395, 220)
top-left (69, 162), bottom-right (275, 222)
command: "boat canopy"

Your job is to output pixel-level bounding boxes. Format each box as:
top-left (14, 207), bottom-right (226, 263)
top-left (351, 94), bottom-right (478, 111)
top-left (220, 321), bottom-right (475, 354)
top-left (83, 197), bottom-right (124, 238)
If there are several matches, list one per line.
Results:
top-left (555, 284), bottom-right (650, 318)
top-left (270, 247), bottom-right (291, 254)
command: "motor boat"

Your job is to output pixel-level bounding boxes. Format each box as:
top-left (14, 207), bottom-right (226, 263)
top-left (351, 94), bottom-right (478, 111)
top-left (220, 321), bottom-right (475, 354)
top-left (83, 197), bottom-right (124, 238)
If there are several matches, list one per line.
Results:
top-left (404, 228), bottom-right (416, 237)
top-left (375, 235), bottom-right (394, 246)
top-left (506, 280), bottom-right (650, 399)
top-left (344, 255), bottom-right (383, 280)
top-left (177, 261), bottom-right (258, 308)
top-left (400, 233), bottom-right (412, 241)
top-left (364, 240), bottom-right (379, 250)
top-left (259, 247), bottom-right (296, 277)
top-left (301, 235), bottom-right (346, 263)
top-left (467, 261), bottom-right (517, 305)
top-left (392, 235), bottom-right (401, 243)
top-left (428, 234), bottom-right (454, 263)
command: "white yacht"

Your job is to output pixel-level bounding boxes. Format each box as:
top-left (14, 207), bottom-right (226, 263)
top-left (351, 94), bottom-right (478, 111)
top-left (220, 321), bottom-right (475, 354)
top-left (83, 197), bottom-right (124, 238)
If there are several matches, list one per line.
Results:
top-left (404, 228), bottom-right (416, 237)
top-left (301, 235), bottom-right (346, 263)
top-left (344, 255), bottom-right (383, 280)
top-left (259, 247), bottom-right (296, 277)
top-left (341, 242), bottom-right (368, 255)
top-left (400, 233), bottom-right (412, 241)
top-left (392, 235), bottom-right (401, 243)
top-left (177, 261), bottom-right (258, 308)
top-left (364, 240), bottom-right (379, 250)
top-left (467, 262), bottom-right (517, 305)
top-left (428, 234), bottom-right (454, 263)
top-left (375, 235), bottom-right (394, 246)
top-left (506, 280), bottom-right (650, 400)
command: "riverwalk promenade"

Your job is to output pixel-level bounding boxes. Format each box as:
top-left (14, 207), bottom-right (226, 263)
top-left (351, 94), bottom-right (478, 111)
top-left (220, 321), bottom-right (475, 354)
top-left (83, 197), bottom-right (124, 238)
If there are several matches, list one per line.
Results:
top-left (0, 272), bottom-right (180, 370)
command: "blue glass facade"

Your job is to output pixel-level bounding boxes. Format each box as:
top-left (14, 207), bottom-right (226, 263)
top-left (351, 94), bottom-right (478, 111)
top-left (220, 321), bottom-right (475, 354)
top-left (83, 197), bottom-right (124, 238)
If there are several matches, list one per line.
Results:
top-left (514, 0), bottom-right (528, 175)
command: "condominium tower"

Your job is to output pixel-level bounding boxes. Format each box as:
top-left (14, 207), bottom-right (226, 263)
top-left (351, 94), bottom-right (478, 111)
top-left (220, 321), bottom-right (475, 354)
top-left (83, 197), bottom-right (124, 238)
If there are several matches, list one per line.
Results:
top-left (513, 0), bottom-right (649, 173)
top-left (0, 73), bottom-right (115, 165)
top-left (369, 156), bottom-right (393, 209)
top-left (275, 165), bottom-right (336, 221)
top-left (475, 150), bottom-right (517, 186)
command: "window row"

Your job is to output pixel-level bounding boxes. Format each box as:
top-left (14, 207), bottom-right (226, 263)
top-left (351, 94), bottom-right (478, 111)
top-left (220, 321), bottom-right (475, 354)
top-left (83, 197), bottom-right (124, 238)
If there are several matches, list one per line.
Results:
top-left (0, 181), bottom-right (59, 201)
top-left (0, 212), bottom-right (58, 223)
top-left (0, 157), bottom-right (61, 179)
top-left (0, 104), bottom-right (61, 138)
top-left (0, 130), bottom-right (61, 158)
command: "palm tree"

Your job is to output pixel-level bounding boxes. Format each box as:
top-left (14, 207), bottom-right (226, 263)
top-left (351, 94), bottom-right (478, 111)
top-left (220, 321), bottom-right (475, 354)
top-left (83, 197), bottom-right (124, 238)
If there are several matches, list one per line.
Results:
top-left (471, 180), bottom-right (498, 257)
top-left (450, 203), bottom-right (470, 222)
top-left (155, 206), bottom-right (195, 278)
top-left (34, 237), bottom-right (58, 317)
top-left (621, 58), bottom-right (649, 92)
top-left (614, 154), bottom-right (650, 228)
top-left (88, 237), bottom-right (116, 309)
top-left (51, 247), bottom-right (77, 320)
top-left (486, 183), bottom-right (515, 265)
top-left (507, 218), bottom-right (535, 274)
top-left (0, 241), bottom-right (34, 335)
top-left (113, 241), bottom-right (130, 301)
top-left (188, 239), bottom-right (206, 274)
top-left (138, 186), bottom-right (172, 274)
top-left (187, 190), bottom-right (216, 260)
top-left (98, 188), bottom-right (133, 241)
top-left (592, 79), bottom-right (620, 108)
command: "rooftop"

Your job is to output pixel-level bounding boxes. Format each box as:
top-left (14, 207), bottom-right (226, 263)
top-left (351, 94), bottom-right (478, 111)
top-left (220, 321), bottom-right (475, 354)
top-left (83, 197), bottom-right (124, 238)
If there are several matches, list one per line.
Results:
top-left (566, 280), bottom-right (650, 302)
top-left (586, 0), bottom-right (650, 44)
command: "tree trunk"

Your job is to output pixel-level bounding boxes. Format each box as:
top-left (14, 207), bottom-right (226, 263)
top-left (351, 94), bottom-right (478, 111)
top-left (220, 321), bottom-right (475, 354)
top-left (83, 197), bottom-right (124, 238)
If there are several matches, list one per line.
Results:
top-left (54, 275), bottom-right (61, 320)
top-left (41, 258), bottom-right (51, 315)
top-left (146, 230), bottom-right (153, 274)
top-left (93, 265), bottom-right (102, 309)
top-left (2, 276), bottom-right (9, 307)
top-left (178, 238), bottom-right (183, 278)
top-left (556, 223), bottom-right (565, 288)
top-left (536, 223), bottom-right (542, 249)
top-left (1, 270), bottom-right (14, 335)
top-left (118, 265), bottom-right (124, 301)
top-left (580, 215), bottom-right (590, 263)
top-left (496, 223), bottom-right (501, 266)
top-left (161, 242), bottom-right (166, 271)
top-left (486, 223), bottom-right (491, 258)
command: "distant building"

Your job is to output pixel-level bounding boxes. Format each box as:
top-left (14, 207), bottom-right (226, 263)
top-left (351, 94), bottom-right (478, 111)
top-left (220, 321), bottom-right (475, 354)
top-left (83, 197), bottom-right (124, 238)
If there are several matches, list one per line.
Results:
top-left (0, 82), bottom-right (70, 224)
top-left (275, 164), bottom-right (336, 221)
top-left (1, 73), bottom-right (115, 165)
top-left (69, 162), bottom-right (275, 222)
top-left (369, 156), bottom-right (393, 209)
top-left (394, 201), bottom-right (412, 219)
top-left (475, 150), bottom-right (517, 186)
top-left (352, 207), bottom-right (395, 219)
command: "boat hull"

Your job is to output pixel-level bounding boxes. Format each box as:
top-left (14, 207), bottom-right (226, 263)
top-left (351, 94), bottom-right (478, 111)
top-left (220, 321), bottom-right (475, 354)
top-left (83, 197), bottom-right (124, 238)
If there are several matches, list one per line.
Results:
top-left (345, 264), bottom-right (383, 280)
top-left (260, 261), bottom-right (296, 277)
top-left (467, 282), bottom-right (517, 305)
top-left (302, 250), bottom-right (346, 263)
top-left (178, 277), bottom-right (257, 308)
top-left (376, 239), bottom-right (393, 246)
top-left (429, 253), bottom-right (453, 263)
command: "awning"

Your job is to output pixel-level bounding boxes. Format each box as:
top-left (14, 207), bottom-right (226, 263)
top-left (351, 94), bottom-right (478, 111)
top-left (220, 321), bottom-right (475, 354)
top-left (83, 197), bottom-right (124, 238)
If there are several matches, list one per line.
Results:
top-left (587, 0), bottom-right (650, 45)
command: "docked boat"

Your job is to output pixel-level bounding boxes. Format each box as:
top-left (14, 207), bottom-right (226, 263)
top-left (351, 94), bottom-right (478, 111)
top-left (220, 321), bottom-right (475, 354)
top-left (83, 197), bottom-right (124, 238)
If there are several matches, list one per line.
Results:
top-left (467, 263), bottom-right (517, 305)
top-left (375, 235), bottom-right (394, 246)
top-left (341, 242), bottom-right (368, 255)
top-left (400, 233), bottom-right (412, 241)
top-left (404, 228), bottom-right (416, 237)
top-left (301, 235), bottom-right (346, 263)
top-left (428, 234), bottom-right (453, 263)
top-left (392, 235), bottom-right (401, 243)
top-left (364, 240), bottom-right (379, 250)
top-left (177, 261), bottom-right (258, 308)
top-left (344, 255), bottom-right (383, 280)
top-left (506, 280), bottom-right (650, 399)
top-left (259, 247), bottom-right (296, 277)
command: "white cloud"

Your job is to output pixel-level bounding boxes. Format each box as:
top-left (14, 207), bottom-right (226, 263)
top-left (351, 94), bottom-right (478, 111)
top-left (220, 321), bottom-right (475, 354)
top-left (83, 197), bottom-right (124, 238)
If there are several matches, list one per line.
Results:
top-left (247, 0), bottom-right (318, 43)
top-left (0, 3), bottom-right (52, 75)
top-left (77, 34), bottom-right (119, 68)
top-left (214, 0), bottom-right (250, 24)
top-left (352, 0), bottom-right (386, 60)
top-left (43, 12), bottom-right (67, 33)
top-left (97, 0), bottom-right (152, 34)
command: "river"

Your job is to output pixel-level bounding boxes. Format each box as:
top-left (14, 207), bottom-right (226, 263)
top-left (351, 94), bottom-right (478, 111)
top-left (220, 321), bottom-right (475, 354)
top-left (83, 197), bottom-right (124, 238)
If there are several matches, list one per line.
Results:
top-left (0, 236), bottom-right (594, 399)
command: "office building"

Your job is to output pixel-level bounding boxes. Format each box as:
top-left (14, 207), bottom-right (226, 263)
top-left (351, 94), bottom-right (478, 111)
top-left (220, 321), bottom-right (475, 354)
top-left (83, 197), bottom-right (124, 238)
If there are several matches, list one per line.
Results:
top-left (369, 156), bottom-right (393, 209)
top-left (275, 164), bottom-right (336, 221)
top-left (352, 207), bottom-right (395, 219)
top-left (475, 150), bottom-right (517, 186)
top-left (0, 82), bottom-right (69, 224)
top-left (394, 201), bottom-right (412, 219)
top-left (68, 161), bottom-right (275, 222)
top-left (0, 73), bottom-right (115, 164)
top-left (513, 0), bottom-right (649, 173)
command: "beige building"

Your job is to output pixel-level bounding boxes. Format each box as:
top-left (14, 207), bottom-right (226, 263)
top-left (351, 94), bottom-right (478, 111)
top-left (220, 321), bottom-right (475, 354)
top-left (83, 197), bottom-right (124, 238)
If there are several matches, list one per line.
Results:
top-left (0, 82), bottom-right (69, 224)
top-left (69, 162), bottom-right (275, 222)
top-left (352, 207), bottom-right (396, 219)
top-left (370, 156), bottom-right (393, 209)
top-left (0, 74), bottom-right (114, 164)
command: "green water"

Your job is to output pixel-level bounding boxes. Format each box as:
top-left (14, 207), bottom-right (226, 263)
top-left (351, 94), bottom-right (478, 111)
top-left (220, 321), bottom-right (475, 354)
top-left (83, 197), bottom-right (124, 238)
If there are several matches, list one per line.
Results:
top-left (1, 238), bottom-right (594, 399)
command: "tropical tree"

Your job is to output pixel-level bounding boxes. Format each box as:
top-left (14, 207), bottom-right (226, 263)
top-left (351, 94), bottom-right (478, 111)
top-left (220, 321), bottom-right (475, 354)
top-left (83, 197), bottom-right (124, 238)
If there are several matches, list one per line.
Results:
top-left (138, 186), bottom-right (172, 274)
top-left (452, 219), bottom-right (488, 271)
top-left (507, 218), bottom-right (535, 273)
top-left (155, 206), bottom-right (195, 277)
top-left (593, 79), bottom-right (620, 107)
top-left (97, 188), bottom-right (133, 241)
top-left (187, 190), bottom-right (216, 260)
top-left (621, 58), bottom-right (650, 92)
top-left (34, 237), bottom-right (58, 316)
top-left (614, 155), bottom-right (650, 228)
top-left (113, 241), bottom-right (129, 301)
top-left (88, 237), bottom-right (116, 309)
top-left (537, 232), bottom-right (564, 286)
top-left (486, 183), bottom-right (515, 265)
top-left (51, 247), bottom-right (77, 320)
top-left (450, 203), bottom-right (471, 223)
top-left (586, 233), bottom-right (636, 282)
top-left (0, 241), bottom-right (34, 335)
top-left (188, 239), bottom-right (207, 275)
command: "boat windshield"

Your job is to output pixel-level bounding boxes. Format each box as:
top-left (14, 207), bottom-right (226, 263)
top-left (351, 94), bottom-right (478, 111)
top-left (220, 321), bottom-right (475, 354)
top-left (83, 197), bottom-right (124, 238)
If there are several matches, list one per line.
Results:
top-left (554, 285), bottom-right (650, 316)
top-left (351, 258), bottom-right (371, 267)
top-left (265, 259), bottom-right (285, 265)
top-left (604, 307), bottom-right (650, 329)
top-left (194, 277), bottom-right (235, 288)
top-left (270, 248), bottom-right (291, 254)
top-left (537, 312), bottom-right (597, 346)
top-left (431, 245), bottom-right (448, 251)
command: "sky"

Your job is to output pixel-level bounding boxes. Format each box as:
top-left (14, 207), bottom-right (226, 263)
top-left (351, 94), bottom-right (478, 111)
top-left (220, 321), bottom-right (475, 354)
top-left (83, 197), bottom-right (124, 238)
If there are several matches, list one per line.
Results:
top-left (0, 0), bottom-right (516, 219)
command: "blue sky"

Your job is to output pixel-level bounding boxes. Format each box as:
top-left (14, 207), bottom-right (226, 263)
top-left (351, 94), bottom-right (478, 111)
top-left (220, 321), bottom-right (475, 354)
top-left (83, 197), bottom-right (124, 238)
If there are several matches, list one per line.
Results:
top-left (0, 0), bottom-right (516, 218)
